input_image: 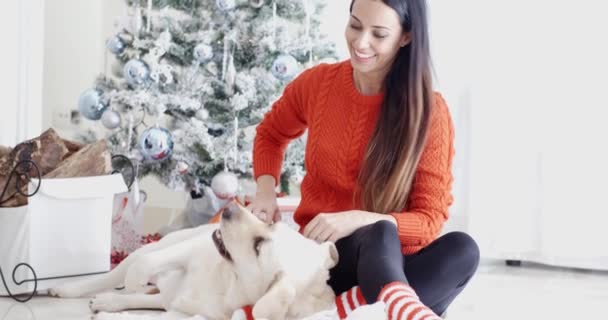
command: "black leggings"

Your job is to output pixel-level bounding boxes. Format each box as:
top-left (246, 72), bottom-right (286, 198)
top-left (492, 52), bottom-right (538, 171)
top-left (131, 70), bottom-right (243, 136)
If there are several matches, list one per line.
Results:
top-left (327, 220), bottom-right (480, 316)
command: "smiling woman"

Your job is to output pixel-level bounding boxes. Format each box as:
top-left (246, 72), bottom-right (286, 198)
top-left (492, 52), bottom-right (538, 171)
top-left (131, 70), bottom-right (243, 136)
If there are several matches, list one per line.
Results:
top-left (250, 0), bottom-right (479, 319)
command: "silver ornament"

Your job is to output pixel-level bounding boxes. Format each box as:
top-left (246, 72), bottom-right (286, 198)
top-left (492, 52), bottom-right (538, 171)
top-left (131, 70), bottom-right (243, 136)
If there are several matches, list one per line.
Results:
top-left (123, 59), bottom-right (150, 86)
top-left (216, 0), bottom-right (236, 11)
top-left (106, 35), bottom-right (125, 55)
top-left (249, 0), bottom-right (265, 8)
top-left (139, 127), bottom-right (174, 161)
top-left (193, 43), bottom-right (213, 64)
top-left (78, 88), bottom-right (108, 120)
top-left (101, 109), bottom-right (122, 129)
top-left (271, 54), bottom-right (299, 80)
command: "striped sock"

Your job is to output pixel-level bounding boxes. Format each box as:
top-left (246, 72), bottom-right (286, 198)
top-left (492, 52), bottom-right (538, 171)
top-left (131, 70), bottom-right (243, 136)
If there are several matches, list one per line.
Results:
top-left (378, 282), bottom-right (442, 320)
top-left (231, 305), bottom-right (254, 320)
top-left (335, 286), bottom-right (367, 319)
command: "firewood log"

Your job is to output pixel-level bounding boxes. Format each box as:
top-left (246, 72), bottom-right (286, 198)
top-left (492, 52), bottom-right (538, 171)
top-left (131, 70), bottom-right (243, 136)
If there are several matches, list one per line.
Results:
top-left (44, 140), bottom-right (111, 179)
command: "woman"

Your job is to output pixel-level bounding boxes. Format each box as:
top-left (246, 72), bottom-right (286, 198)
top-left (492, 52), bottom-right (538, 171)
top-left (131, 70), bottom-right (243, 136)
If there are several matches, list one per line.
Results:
top-left (250, 0), bottom-right (479, 319)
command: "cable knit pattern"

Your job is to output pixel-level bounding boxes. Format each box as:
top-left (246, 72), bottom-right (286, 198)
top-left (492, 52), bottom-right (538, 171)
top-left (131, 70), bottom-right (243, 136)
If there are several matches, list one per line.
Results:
top-left (254, 60), bottom-right (455, 255)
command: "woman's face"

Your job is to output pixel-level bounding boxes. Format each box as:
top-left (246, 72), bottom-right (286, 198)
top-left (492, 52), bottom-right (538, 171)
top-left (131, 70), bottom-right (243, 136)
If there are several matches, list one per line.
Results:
top-left (345, 0), bottom-right (410, 76)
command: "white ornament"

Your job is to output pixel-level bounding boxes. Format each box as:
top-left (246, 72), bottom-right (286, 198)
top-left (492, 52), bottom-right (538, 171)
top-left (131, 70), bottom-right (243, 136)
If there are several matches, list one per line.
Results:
top-left (211, 171), bottom-right (239, 200)
top-left (101, 109), bottom-right (122, 129)
top-left (216, 0), bottom-right (236, 11)
top-left (271, 54), bottom-right (299, 80)
top-left (177, 161), bottom-right (189, 174)
top-left (195, 108), bottom-right (209, 120)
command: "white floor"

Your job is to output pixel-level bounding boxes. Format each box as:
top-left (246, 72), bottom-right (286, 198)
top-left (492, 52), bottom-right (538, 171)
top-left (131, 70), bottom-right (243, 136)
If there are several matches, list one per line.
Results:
top-left (1, 259), bottom-right (607, 320)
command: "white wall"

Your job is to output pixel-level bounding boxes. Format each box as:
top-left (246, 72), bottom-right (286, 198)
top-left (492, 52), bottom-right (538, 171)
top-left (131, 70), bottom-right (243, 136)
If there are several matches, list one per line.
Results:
top-left (43, 0), bottom-right (126, 131)
top-left (320, 0), bottom-right (350, 59)
top-left (0, 0), bottom-right (45, 146)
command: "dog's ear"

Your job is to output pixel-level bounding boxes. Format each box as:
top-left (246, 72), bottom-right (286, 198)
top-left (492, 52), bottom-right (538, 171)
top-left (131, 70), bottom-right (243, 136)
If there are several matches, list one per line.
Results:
top-left (321, 242), bottom-right (339, 269)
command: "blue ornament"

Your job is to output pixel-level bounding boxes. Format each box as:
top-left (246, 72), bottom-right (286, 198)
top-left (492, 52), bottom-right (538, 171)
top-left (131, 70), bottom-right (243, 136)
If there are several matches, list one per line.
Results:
top-left (123, 59), bottom-right (150, 86)
top-left (78, 88), bottom-right (108, 120)
top-left (139, 127), bottom-right (174, 161)
top-left (193, 43), bottom-right (213, 63)
top-left (106, 35), bottom-right (125, 55)
top-left (271, 54), bottom-right (299, 80)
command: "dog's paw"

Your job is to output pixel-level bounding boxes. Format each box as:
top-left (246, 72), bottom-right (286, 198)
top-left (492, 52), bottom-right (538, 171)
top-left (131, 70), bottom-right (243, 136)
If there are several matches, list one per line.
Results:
top-left (48, 283), bottom-right (86, 298)
top-left (124, 259), bottom-right (153, 293)
top-left (90, 292), bottom-right (126, 313)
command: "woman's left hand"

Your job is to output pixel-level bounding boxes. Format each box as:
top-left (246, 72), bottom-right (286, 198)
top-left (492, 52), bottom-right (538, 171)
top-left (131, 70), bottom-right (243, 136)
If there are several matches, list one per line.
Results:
top-left (302, 210), bottom-right (396, 243)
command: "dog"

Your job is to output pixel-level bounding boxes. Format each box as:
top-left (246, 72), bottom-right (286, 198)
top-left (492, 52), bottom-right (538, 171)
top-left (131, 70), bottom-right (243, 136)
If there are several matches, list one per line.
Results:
top-left (49, 200), bottom-right (340, 320)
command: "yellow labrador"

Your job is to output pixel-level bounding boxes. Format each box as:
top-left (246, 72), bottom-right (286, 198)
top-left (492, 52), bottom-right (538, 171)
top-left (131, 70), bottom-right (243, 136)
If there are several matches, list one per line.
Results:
top-left (50, 201), bottom-right (339, 320)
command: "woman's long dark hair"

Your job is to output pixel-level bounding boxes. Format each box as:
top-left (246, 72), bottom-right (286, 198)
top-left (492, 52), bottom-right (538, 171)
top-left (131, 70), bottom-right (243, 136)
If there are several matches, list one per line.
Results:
top-left (353, 0), bottom-right (433, 214)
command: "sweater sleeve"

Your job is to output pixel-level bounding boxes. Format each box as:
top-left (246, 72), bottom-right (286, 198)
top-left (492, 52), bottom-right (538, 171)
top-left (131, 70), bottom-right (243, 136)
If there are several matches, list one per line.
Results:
top-left (253, 66), bottom-right (320, 184)
top-left (390, 93), bottom-right (455, 247)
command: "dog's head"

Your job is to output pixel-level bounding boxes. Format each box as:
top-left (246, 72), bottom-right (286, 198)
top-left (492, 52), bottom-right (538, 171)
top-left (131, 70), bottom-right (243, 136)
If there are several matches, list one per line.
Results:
top-left (212, 200), bottom-right (338, 309)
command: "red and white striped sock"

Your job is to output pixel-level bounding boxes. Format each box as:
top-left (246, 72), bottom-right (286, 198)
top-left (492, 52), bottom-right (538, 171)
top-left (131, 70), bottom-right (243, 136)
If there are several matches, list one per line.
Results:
top-left (335, 286), bottom-right (367, 319)
top-left (231, 305), bottom-right (254, 320)
top-left (378, 282), bottom-right (442, 320)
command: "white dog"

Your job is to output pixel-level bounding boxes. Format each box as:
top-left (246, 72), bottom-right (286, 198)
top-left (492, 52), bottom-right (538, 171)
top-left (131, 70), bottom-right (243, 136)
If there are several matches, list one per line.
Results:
top-left (50, 201), bottom-right (342, 320)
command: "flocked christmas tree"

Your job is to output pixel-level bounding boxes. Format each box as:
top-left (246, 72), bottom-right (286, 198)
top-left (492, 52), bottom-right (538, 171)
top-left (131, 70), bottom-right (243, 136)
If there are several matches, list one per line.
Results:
top-left (77, 0), bottom-right (338, 195)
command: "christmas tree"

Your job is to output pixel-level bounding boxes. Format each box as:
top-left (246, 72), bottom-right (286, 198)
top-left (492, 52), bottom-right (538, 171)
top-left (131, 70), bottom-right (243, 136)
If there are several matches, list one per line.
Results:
top-left (78, 0), bottom-right (338, 194)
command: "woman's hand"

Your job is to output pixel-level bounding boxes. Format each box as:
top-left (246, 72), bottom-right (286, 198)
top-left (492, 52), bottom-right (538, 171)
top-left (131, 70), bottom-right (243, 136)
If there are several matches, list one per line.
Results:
top-left (302, 210), bottom-right (397, 243)
top-left (248, 175), bottom-right (281, 224)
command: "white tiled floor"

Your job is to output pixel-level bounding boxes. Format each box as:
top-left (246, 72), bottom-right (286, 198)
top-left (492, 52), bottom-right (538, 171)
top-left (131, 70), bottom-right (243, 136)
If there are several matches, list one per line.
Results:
top-left (1, 259), bottom-right (607, 320)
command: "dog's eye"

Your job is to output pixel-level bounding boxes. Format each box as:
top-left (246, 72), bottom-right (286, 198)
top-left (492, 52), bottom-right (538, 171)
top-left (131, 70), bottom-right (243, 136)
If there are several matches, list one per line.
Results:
top-left (253, 236), bottom-right (267, 256)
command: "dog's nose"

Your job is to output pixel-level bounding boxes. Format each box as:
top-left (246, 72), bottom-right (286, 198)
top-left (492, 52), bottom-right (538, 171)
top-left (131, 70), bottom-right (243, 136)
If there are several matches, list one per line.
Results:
top-left (222, 207), bottom-right (232, 220)
top-left (221, 201), bottom-right (239, 220)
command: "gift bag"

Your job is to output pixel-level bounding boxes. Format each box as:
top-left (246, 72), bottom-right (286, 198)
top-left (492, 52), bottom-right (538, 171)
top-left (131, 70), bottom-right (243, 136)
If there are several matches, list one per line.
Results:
top-left (0, 174), bottom-right (127, 297)
top-left (111, 187), bottom-right (146, 264)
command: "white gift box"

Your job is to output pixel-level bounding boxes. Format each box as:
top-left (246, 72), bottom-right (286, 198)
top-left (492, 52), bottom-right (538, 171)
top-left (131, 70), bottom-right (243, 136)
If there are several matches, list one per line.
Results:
top-left (0, 174), bottom-right (127, 296)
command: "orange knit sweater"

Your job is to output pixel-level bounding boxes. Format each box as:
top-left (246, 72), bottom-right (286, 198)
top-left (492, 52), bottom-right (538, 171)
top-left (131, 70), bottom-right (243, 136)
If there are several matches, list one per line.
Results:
top-left (253, 60), bottom-right (455, 255)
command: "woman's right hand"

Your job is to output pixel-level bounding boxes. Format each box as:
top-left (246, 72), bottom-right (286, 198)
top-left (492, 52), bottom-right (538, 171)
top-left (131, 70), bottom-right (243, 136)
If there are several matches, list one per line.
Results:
top-left (248, 175), bottom-right (281, 224)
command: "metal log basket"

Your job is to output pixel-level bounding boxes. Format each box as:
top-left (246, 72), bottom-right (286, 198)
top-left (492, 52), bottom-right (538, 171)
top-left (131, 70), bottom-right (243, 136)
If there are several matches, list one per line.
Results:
top-left (0, 155), bottom-right (134, 303)
top-left (0, 160), bottom-right (41, 302)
